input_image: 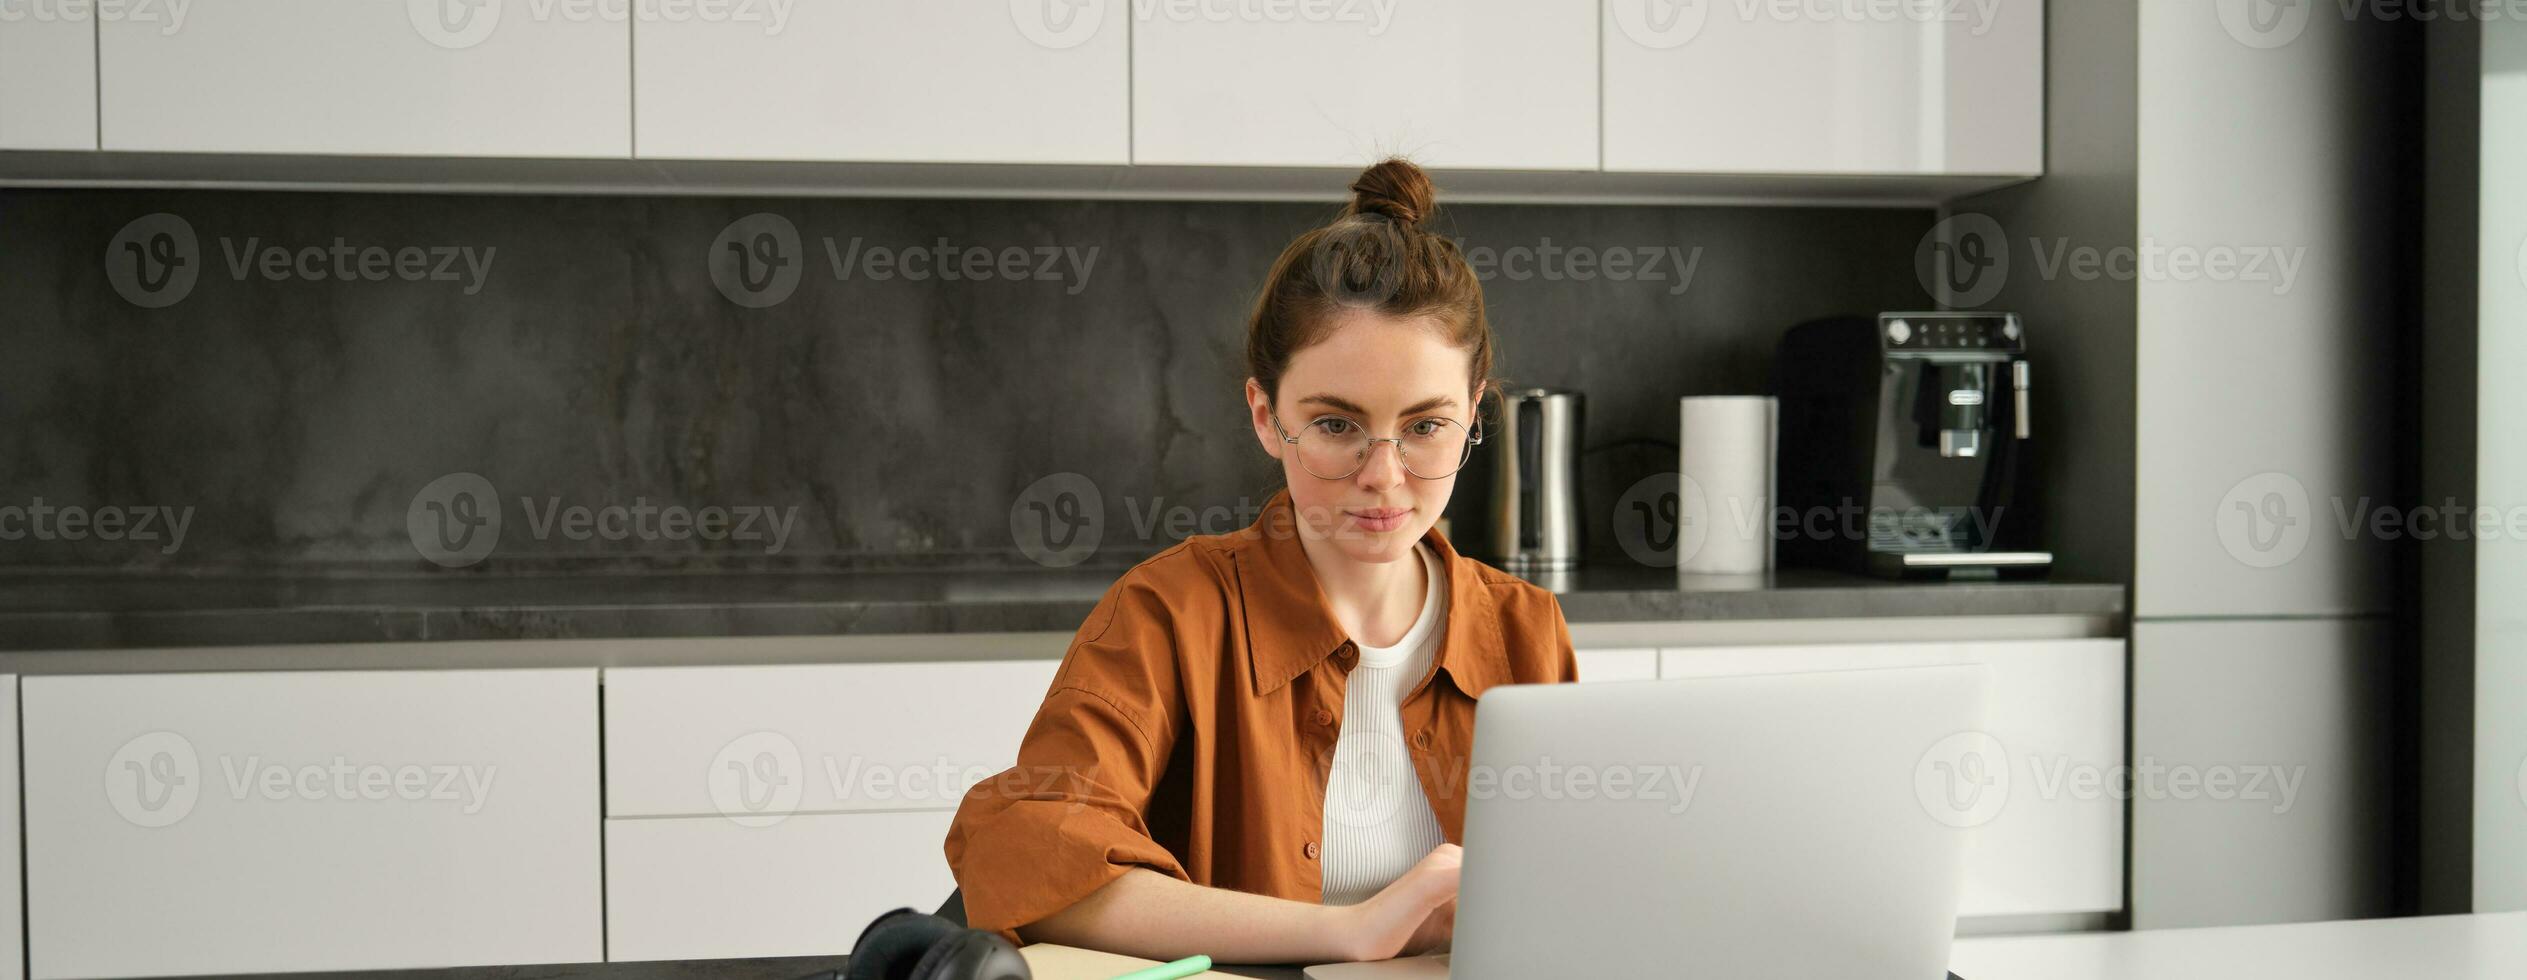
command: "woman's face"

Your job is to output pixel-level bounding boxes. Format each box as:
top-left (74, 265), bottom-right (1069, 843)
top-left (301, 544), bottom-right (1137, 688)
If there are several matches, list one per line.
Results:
top-left (1247, 309), bottom-right (1480, 567)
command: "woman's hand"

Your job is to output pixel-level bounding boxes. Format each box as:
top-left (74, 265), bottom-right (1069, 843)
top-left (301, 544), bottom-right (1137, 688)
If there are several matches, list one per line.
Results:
top-left (1339, 844), bottom-right (1463, 961)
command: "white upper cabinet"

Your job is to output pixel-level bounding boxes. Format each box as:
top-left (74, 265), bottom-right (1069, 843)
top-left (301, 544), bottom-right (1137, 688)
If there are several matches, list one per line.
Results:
top-left (1133, 0), bottom-right (1599, 170)
top-left (99, 0), bottom-right (628, 156)
top-left (1602, 0), bottom-right (2043, 175)
top-left (636, 1), bottom-right (1127, 164)
top-left (0, 13), bottom-right (95, 150)
top-left (29, 0), bottom-right (2044, 190)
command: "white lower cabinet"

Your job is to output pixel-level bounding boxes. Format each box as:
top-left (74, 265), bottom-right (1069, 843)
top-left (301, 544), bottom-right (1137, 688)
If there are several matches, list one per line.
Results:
top-left (607, 810), bottom-right (959, 961)
top-left (1658, 639), bottom-right (2126, 919)
top-left (1575, 647), bottom-right (1659, 683)
top-left (605, 660), bottom-right (1058, 818)
top-left (602, 660), bottom-right (1058, 960)
top-left (22, 669), bottom-right (602, 979)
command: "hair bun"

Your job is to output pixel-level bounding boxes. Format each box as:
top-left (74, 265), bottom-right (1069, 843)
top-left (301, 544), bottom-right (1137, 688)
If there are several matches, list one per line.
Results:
top-left (1346, 158), bottom-right (1437, 227)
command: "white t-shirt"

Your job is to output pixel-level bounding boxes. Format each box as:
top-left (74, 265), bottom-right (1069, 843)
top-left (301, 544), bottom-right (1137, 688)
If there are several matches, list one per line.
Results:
top-left (1319, 541), bottom-right (1451, 907)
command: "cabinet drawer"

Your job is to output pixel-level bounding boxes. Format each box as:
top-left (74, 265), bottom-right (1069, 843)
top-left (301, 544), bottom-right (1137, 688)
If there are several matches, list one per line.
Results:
top-left (1575, 648), bottom-right (1658, 683)
top-left (605, 661), bottom-right (1059, 819)
top-left (23, 669), bottom-right (601, 979)
top-left (606, 811), bottom-right (957, 962)
top-left (1660, 640), bottom-right (2125, 918)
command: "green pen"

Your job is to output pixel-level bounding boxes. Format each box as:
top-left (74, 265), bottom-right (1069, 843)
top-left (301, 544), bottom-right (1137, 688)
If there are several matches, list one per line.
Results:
top-left (1105, 954), bottom-right (1213, 980)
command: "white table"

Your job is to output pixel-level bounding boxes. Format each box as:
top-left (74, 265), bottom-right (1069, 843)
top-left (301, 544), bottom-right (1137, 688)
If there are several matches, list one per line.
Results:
top-left (1951, 913), bottom-right (2527, 980)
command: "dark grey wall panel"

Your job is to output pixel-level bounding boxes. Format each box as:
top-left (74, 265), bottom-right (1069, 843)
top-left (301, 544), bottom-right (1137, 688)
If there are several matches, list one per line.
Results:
top-left (1950, 0), bottom-right (2140, 590)
top-left (0, 191), bottom-right (1933, 573)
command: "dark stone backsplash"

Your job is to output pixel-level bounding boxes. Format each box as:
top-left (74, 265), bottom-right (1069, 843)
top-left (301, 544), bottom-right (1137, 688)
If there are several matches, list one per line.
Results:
top-left (0, 189), bottom-right (1933, 574)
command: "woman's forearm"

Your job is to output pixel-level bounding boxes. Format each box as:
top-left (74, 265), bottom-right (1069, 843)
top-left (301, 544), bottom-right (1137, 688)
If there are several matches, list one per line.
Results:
top-left (1018, 869), bottom-right (1359, 964)
top-left (1018, 844), bottom-right (1462, 965)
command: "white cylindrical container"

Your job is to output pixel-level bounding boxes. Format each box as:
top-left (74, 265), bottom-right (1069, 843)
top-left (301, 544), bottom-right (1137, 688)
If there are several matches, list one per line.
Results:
top-left (1678, 396), bottom-right (1777, 574)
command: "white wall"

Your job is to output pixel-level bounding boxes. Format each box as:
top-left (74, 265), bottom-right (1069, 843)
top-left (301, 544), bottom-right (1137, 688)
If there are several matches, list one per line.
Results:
top-left (2474, 13), bottom-right (2527, 915)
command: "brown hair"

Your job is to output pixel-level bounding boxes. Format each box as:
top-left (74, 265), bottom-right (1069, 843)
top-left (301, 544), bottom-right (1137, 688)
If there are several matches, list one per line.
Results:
top-left (1243, 158), bottom-right (1496, 416)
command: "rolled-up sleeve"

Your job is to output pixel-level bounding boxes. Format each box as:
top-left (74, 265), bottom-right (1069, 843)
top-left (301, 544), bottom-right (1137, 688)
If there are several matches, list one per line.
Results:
top-left (1546, 595), bottom-right (1580, 684)
top-left (945, 569), bottom-right (1191, 942)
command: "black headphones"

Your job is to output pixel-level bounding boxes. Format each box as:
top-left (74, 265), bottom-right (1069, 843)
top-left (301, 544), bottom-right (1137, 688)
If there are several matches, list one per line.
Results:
top-left (840, 907), bottom-right (1032, 980)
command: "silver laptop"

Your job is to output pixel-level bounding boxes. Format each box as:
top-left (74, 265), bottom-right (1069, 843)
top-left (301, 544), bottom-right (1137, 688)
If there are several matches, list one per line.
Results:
top-left (1306, 665), bottom-right (1989, 980)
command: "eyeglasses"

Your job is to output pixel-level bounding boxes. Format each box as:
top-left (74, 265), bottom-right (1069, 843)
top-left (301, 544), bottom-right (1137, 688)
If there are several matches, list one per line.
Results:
top-left (1270, 412), bottom-right (1483, 481)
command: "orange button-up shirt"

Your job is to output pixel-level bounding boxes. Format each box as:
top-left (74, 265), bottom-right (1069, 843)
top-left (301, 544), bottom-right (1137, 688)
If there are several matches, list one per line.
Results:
top-left (945, 487), bottom-right (1579, 941)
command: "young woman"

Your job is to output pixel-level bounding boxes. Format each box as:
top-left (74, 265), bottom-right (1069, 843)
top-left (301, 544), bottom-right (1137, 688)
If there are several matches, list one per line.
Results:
top-left (945, 159), bottom-right (1578, 965)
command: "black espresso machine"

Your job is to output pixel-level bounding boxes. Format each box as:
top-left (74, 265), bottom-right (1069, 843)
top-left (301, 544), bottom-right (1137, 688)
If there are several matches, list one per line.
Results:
top-left (1774, 312), bottom-right (2050, 579)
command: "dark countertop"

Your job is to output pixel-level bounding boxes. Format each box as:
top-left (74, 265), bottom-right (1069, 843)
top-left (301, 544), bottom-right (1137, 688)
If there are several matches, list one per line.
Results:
top-left (0, 565), bottom-right (2123, 652)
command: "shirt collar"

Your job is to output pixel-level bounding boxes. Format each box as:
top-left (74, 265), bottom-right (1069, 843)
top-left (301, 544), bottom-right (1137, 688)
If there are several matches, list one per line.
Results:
top-left (1231, 487), bottom-right (1513, 700)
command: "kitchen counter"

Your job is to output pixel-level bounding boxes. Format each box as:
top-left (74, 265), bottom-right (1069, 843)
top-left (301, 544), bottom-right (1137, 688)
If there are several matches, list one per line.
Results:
top-left (0, 565), bottom-right (2123, 652)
